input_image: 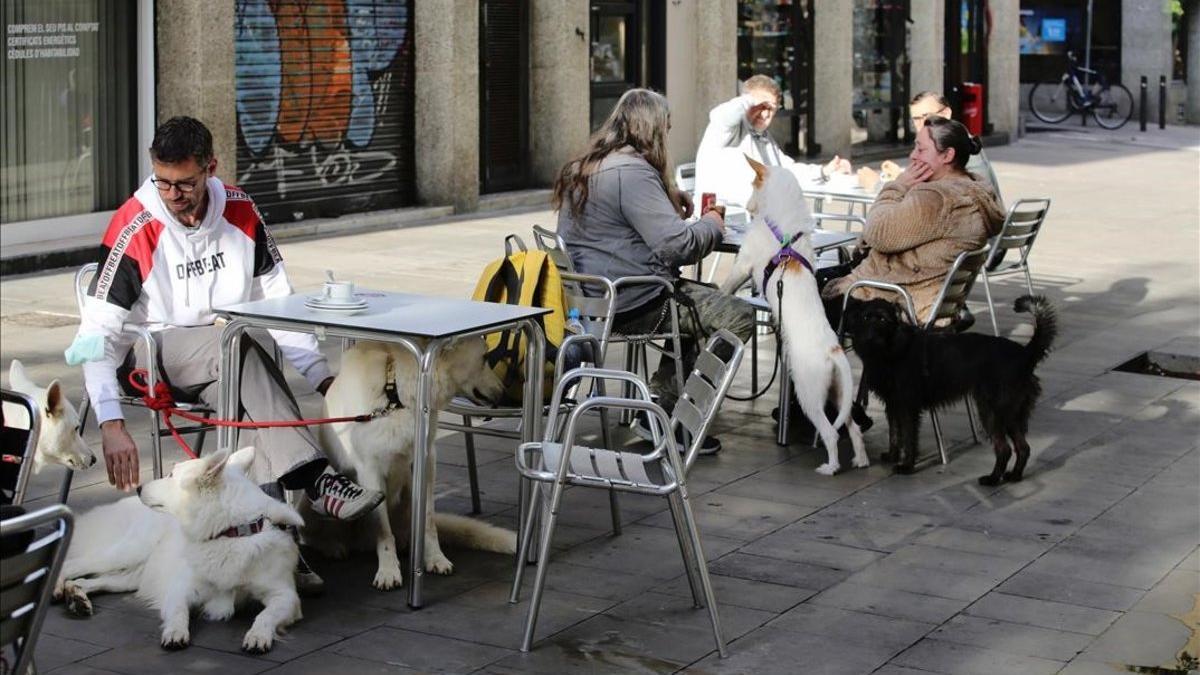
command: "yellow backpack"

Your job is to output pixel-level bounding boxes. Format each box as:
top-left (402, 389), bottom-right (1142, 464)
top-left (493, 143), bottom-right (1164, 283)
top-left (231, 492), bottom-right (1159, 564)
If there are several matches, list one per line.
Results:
top-left (471, 235), bottom-right (567, 403)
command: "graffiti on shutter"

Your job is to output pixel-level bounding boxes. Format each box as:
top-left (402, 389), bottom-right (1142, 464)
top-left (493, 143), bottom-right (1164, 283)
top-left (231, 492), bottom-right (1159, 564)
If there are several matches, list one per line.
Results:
top-left (235, 0), bottom-right (414, 223)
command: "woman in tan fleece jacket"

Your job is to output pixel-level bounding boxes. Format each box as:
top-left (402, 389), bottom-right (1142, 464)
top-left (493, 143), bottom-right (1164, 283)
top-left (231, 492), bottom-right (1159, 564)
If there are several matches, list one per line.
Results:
top-left (822, 116), bottom-right (1006, 324)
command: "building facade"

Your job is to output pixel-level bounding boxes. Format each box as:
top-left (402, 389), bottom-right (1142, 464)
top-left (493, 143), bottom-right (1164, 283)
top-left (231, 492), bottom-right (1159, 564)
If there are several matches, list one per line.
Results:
top-left (2, 0), bottom-right (1195, 250)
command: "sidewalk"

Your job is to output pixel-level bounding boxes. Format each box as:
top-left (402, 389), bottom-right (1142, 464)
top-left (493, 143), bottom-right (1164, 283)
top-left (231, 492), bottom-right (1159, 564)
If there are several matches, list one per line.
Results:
top-left (2, 125), bottom-right (1198, 674)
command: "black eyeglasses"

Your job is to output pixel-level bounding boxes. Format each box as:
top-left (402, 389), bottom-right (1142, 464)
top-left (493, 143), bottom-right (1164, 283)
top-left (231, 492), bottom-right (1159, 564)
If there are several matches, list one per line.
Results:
top-left (151, 170), bottom-right (207, 194)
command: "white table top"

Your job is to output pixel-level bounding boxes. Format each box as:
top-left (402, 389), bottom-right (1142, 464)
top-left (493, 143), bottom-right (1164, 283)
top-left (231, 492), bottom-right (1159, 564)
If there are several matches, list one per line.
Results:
top-left (799, 179), bottom-right (879, 205)
top-left (217, 289), bottom-right (550, 339)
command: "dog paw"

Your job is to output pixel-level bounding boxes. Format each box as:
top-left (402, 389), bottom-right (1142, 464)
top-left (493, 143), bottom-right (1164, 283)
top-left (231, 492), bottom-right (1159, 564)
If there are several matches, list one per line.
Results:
top-left (63, 582), bottom-right (93, 618)
top-left (52, 582), bottom-right (65, 603)
top-left (425, 553), bottom-right (454, 575)
top-left (241, 628), bottom-right (274, 654)
top-left (977, 474), bottom-right (1002, 486)
top-left (815, 463), bottom-right (840, 476)
top-left (160, 628), bottom-right (190, 651)
top-left (851, 456), bottom-right (870, 469)
top-left (1002, 471), bottom-right (1024, 483)
top-left (372, 566), bottom-right (404, 591)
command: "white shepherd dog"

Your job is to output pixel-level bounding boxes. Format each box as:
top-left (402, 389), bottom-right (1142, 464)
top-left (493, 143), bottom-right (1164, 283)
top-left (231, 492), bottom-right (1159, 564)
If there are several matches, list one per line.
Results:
top-left (5, 359), bottom-right (96, 473)
top-left (720, 156), bottom-right (867, 475)
top-left (55, 447), bottom-right (303, 653)
top-left (303, 337), bottom-right (517, 590)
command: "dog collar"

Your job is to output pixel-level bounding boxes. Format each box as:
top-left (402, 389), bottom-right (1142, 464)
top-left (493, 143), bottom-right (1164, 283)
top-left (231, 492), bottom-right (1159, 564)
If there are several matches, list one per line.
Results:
top-left (212, 517), bottom-right (285, 540)
top-left (366, 355), bottom-right (406, 420)
top-left (761, 217), bottom-right (815, 296)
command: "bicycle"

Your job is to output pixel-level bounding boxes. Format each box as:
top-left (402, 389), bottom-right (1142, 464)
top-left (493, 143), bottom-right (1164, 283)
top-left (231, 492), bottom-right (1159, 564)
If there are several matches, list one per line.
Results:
top-left (1028, 51), bottom-right (1134, 130)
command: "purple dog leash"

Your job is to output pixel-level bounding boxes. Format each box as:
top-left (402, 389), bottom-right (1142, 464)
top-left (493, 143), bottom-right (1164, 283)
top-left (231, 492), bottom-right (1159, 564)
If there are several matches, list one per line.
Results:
top-left (761, 217), bottom-right (815, 296)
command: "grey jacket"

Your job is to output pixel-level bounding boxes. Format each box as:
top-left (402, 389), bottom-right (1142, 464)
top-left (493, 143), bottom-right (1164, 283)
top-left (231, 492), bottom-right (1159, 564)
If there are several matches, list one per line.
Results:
top-left (557, 148), bottom-right (723, 313)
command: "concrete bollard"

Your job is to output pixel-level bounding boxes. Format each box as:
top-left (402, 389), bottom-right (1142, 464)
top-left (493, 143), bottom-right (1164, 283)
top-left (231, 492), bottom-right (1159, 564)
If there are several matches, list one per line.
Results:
top-left (1159, 76), bottom-right (1167, 129)
top-left (1140, 76), bottom-right (1148, 132)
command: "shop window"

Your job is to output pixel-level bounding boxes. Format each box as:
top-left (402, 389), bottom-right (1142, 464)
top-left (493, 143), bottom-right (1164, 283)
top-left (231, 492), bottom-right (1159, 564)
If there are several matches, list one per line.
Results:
top-left (737, 0), bottom-right (816, 157)
top-left (589, 1), bottom-right (665, 131)
top-left (1, 0), bottom-right (137, 224)
top-left (852, 0), bottom-right (911, 147)
top-left (1019, 0), bottom-right (1121, 84)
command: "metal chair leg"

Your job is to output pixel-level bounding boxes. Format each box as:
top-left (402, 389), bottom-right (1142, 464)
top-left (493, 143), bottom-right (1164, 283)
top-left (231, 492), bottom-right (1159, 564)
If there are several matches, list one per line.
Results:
top-left (521, 479), bottom-right (568, 652)
top-left (462, 415), bottom-right (482, 514)
top-left (510, 479), bottom-right (543, 603)
top-left (1023, 266), bottom-right (1035, 296)
top-left (597, 385), bottom-right (622, 535)
top-left (192, 411), bottom-right (211, 457)
top-left (149, 408), bottom-right (163, 479)
top-left (667, 491), bottom-right (703, 607)
top-left (929, 410), bottom-right (949, 465)
top-left (676, 484), bottom-right (727, 658)
top-left (982, 270), bottom-right (1000, 336)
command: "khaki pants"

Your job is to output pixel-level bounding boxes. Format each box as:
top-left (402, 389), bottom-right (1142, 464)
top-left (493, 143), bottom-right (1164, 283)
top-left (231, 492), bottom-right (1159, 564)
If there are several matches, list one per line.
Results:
top-left (126, 325), bottom-right (324, 492)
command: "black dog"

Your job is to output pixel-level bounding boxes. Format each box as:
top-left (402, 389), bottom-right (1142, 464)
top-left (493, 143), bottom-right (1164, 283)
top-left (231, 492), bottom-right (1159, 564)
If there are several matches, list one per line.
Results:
top-left (844, 295), bottom-right (1057, 484)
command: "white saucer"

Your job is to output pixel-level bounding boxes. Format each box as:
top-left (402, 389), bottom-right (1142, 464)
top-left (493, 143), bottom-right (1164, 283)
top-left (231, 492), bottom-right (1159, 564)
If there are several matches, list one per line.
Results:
top-left (305, 296), bottom-right (368, 312)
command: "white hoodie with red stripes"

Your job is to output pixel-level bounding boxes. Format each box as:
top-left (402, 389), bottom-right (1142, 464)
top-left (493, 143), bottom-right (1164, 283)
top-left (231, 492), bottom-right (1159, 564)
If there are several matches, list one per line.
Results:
top-left (76, 176), bottom-right (330, 424)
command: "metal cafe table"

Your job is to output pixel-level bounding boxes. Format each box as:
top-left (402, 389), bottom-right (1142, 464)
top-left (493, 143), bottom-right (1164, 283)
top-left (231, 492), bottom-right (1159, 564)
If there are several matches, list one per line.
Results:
top-left (215, 290), bottom-right (549, 609)
top-left (799, 178), bottom-right (880, 216)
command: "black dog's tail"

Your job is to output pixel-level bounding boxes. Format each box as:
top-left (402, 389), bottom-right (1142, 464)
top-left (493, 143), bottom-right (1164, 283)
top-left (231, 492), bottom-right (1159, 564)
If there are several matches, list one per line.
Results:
top-left (1014, 295), bottom-right (1057, 368)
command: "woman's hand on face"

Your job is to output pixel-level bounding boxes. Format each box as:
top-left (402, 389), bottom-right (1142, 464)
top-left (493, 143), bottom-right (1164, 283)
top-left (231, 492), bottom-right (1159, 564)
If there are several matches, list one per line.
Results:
top-left (897, 160), bottom-right (933, 187)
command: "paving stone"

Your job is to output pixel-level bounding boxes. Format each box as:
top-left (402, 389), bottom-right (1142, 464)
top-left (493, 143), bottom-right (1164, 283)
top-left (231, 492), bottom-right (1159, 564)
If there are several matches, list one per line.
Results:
top-left (45, 666), bottom-right (128, 675)
top-left (767, 604), bottom-right (935, 650)
top-left (684, 625), bottom-right (897, 675)
top-left (883, 544), bottom-right (1030, 582)
top-left (519, 612), bottom-right (721, 668)
top-left (1180, 547), bottom-right (1200, 572)
top-left (553, 525), bottom-right (743, 581)
top-left (709, 552), bottom-right (850, 591)
top-left (714, 475), bottom-right (845, 510)
top-left (537, 561), bottom-right (660, 601)
top-left (604, 591), bottom-right (775, 641)
top-left (891, 638), bottom-right (1064, 675)
top-left (751, 505), bottom-right (940, 553)
top-left (809, 582), bottom-right (969, 625)
top-left (656, 573), bottom-right (816, 614)
top-left (82, 643), bottom-right (276, 675)
top-left (846, 559), bottom-right (1000, 602)
top-left (32, 633), bottom-right (110, 673)
top-left (1023, 536), bottom-right (1191, 591)
top-left (966, 592), bottom-right (1122, 636)
top-left (388, 583), bottom-right (611, 649)
top-left (1054, 658), bottom-right (1130, 674)
top-left (481, 635), bottom-right (680, 674)
top-left (930, 614), bottom-right (1093, 662)
top-left (996, 570), bottom-right (1145, 612)
top-left (1080, 611), bottom-right (1194, 670)
top-left (186, 620), bottom-right (342, 663)
top-left (870, 667), bottom-right (947, 675)
top-left (41, 605), bottom-right (162, 649)
top-left (284, 596), bottom-right (403, 638)
top-left (261, 651), bottom-right (423, 674)
top-left (913, 527), bottom-right (1055, 561)
top-left (636, 492), bottom-right (813, 542)
top-left (329, 626), bottom-right (514, 672)
top-left (1133, 568), bottom-right (1200, 615)
top-left (740, 534), bottom-right (886, 571)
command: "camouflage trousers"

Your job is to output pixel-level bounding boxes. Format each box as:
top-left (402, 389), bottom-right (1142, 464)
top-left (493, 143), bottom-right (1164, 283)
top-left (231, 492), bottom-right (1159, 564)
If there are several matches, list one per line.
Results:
top-left (612, 279), bottom-right (756, 411)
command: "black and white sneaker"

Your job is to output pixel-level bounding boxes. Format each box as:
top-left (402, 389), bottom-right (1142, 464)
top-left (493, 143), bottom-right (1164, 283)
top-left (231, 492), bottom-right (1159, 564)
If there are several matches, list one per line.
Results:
top-left (631, 414), bottom-right (722, 456)
top-left (307, 468), bottom-right (384, 521)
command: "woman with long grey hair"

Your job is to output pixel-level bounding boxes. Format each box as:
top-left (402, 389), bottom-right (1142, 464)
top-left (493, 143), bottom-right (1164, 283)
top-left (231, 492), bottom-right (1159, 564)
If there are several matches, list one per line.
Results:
top-left (555, 88), bottom-right (754, 456)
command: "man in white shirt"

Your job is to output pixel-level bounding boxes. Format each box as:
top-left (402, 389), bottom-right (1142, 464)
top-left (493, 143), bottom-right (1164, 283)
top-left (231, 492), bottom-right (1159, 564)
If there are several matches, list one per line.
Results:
top-left (695, 74), bottom-right (851, 207)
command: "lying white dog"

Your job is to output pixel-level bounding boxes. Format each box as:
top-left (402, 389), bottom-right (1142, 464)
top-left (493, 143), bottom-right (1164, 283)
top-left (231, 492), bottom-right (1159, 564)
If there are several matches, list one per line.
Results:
top-left (303, 337), bottom-right (516, 590)
top-left (4, 359), bottom-right (96, 473)
top-left (720, 156), bottom-right (867, 475)
top-left (55, 447), bottom-right (302, 653)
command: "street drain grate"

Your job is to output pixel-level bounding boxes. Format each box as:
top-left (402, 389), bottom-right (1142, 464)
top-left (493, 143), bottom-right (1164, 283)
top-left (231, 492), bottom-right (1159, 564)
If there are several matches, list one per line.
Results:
top-left (1113, 343), bottom-right (1200, 381)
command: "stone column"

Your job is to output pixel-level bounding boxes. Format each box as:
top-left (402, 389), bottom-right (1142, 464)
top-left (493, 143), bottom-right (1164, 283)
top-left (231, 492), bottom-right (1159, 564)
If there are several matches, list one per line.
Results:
top-left (529, 1), bottom-right (590, 187)
top-left (1189, 0), bottom-right (1200, 124)
top-left (909, 0), bottom-right (944, 99)
top-left (813, 0), bottom-right (852, 158)
top-left (987, 0), bottom-right (1019, 137)
top-left (414, 0), bottom-right (479, 211)
top-left (1121, 0), bottom-right (1173, 123)
top-left (693, 0), bottom-right (738, 154)
top-left (155, 0), bottom-right (236, 183)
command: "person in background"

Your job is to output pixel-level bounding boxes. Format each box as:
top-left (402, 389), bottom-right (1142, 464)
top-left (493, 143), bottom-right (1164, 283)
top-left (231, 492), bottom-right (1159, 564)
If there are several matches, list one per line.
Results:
top-left (695, 74), bottom-right (852, 208)
top-left (555, 89), bottom-right (755, 456)
top-left (70, 116), bottom-right (383, 593)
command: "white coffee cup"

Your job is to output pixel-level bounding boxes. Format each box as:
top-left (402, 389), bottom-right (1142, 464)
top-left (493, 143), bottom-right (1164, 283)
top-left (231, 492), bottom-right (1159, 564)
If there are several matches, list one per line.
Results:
top-left (323, 280), bottom-right (355, 302)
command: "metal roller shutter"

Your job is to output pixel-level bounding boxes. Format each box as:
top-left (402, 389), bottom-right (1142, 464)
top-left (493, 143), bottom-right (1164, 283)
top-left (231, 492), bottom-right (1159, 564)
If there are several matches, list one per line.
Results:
top-left (479, 0), bottom-right (529, 193)
top-left (234, 0), bottom-right (414, 224)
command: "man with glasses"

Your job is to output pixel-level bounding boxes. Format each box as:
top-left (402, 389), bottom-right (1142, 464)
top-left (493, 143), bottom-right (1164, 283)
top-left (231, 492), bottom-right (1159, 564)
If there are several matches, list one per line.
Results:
top-left (695, 74), bottom-right (852, 208)
top-left (71, 117), bottom-right (383, 593)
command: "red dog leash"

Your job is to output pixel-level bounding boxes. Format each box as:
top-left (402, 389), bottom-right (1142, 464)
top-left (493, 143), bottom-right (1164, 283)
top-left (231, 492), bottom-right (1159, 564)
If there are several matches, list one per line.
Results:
top-left (126, 369), bottom-right (384, 460)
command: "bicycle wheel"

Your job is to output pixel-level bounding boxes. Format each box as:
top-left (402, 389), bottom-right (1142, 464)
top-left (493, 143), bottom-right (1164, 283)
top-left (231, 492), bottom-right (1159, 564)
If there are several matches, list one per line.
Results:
top-left (1092, 83), bottom-right (1134, 129)
top-left (1029, 82), bottom-right (1074, 124)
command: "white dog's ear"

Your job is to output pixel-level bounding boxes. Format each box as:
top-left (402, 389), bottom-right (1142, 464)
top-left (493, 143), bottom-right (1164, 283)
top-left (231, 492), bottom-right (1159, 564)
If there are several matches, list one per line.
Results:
top-left (744, 154), bottom-right (769, 186)
top-left (200, 447), bottom-right (233, 483)
top-left (8, 359), bottom-right (31, 392)
top-left (44, 380), bottom-right (65, 417)
top-left (228, 446), bottom-right (256, 473)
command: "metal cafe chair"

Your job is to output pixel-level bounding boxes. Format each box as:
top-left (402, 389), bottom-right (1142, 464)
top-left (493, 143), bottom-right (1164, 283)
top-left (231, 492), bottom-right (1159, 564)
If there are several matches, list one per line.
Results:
top-left (838, 246), bottom-right (992, 465)
top-left (981, 198), bottom-right (1052, 335)
top-left (72, 263), bottom-right (215, 491)
top-left (440, 270), bottom-right (622, 530)
top-left (0, 389), bottom-right (40, 506)
top-left (0, 504), bottom-right (75, 675)
top-left (510, 330), bottom-right (745, 657)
